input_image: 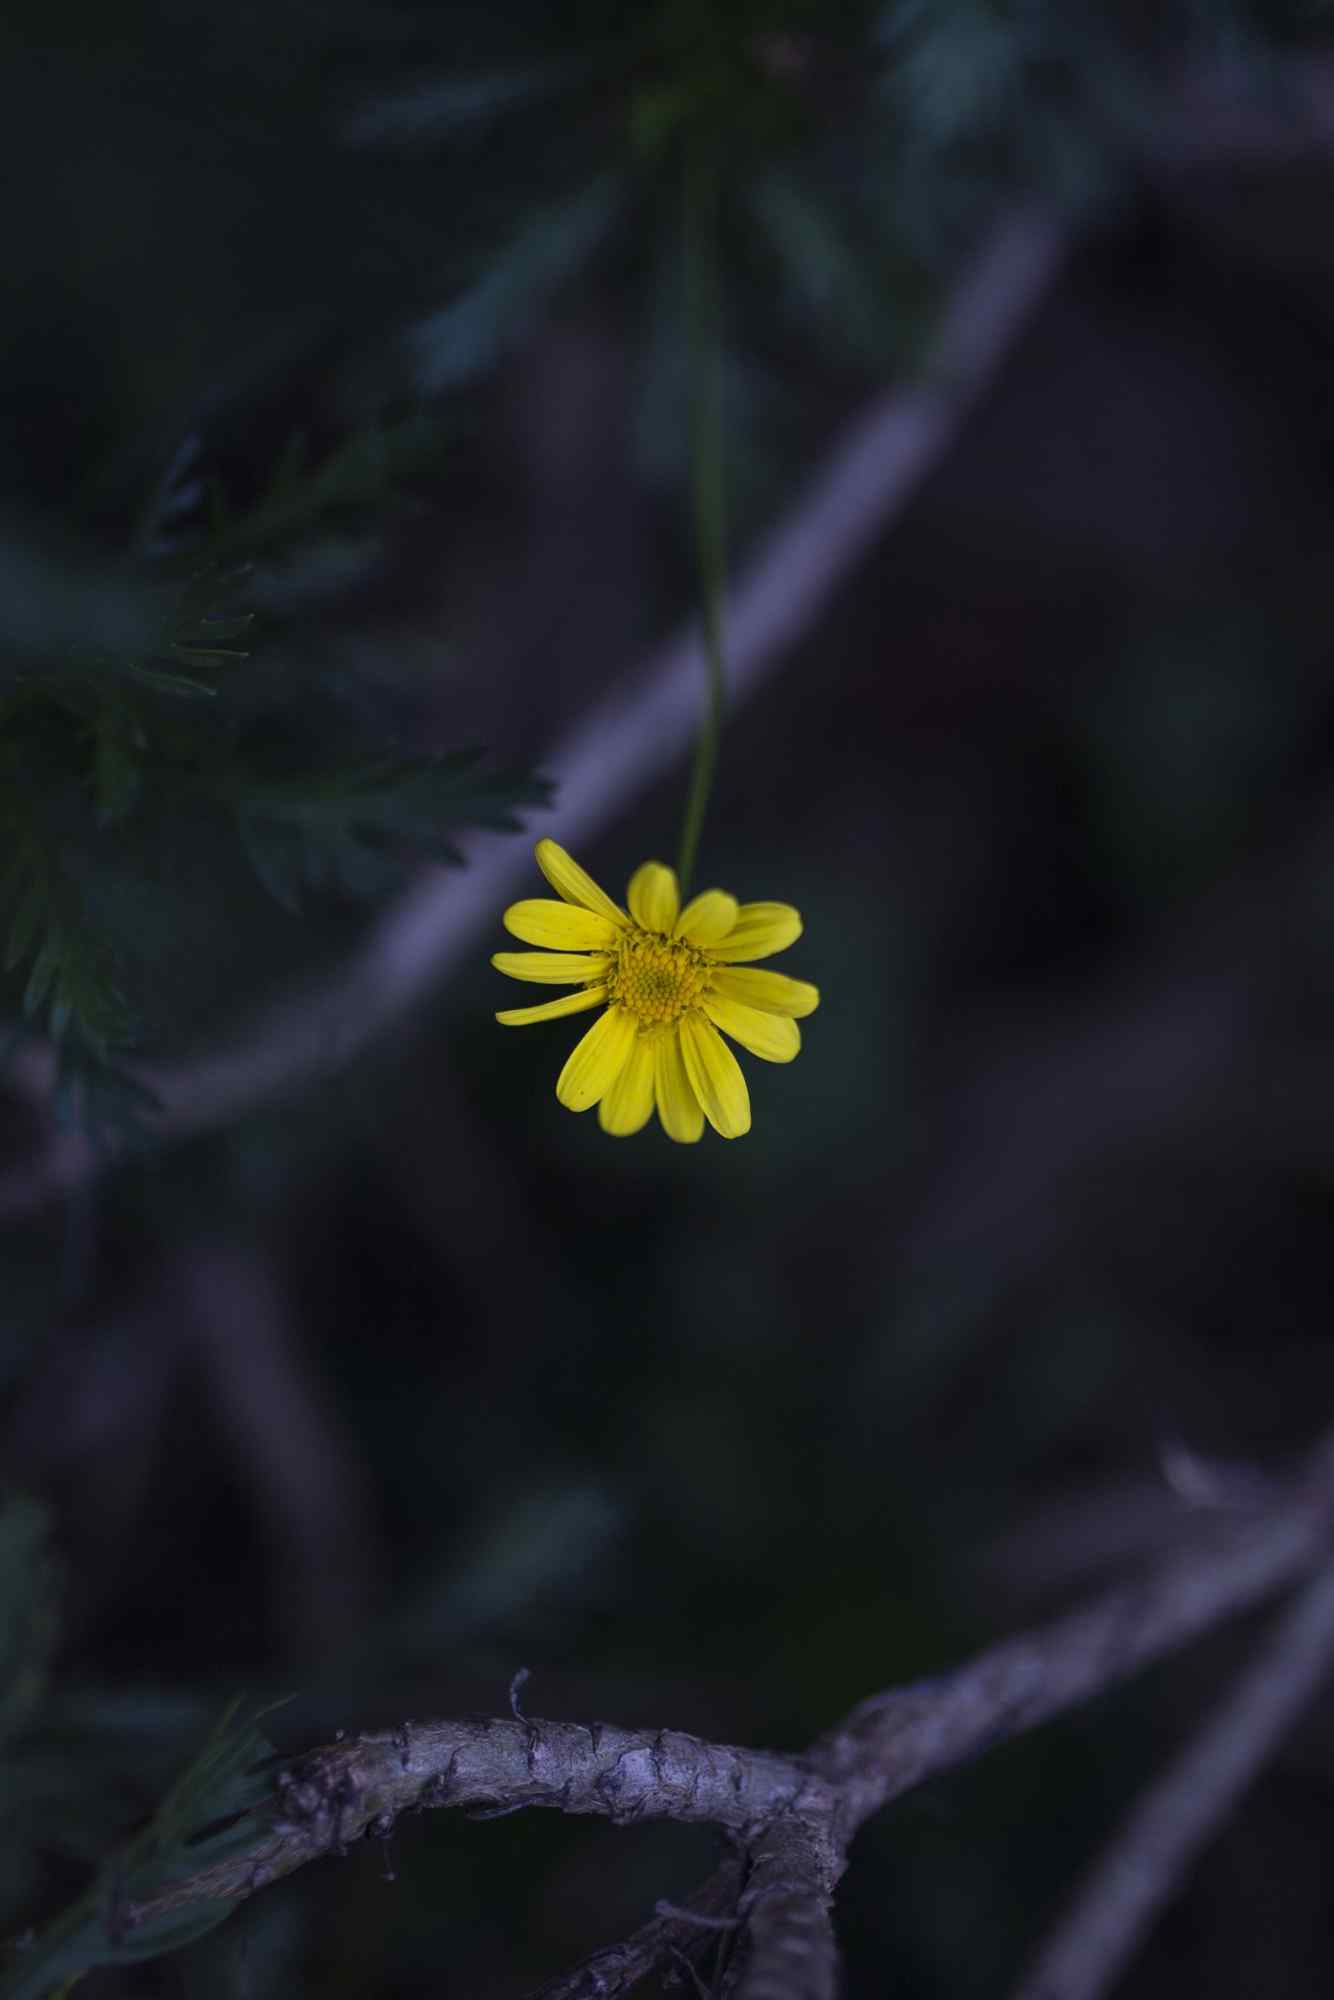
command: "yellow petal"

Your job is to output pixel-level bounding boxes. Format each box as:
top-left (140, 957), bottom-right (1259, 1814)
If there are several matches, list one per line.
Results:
top-left (654, 1028), bottom-right (704, 1144)
top-left (626, 860), bottom-right (680, 933)
top-left (709, 966), bottom-right (820, 1018)
top-left (703, 993), bottom-right (800, 1064)
top-left (705, 901), bottom-right (802, 963)
top-left (598, 1033), bottom-right (656, 1135)
top-left (535, 839), bottom-right (627, 925)
top-left (679, 1013), bottom-right (751, 1139)
top-left (497, 984), bottom-right (608, 1027)
top-left (556, 1005), bottom-right (638, 1112)
top-left (676, 890), bottom-right (738, 947)
top-left (503, 899), bottom-right (619, 950)
top-left (492, 951), bottom-right (609, 985)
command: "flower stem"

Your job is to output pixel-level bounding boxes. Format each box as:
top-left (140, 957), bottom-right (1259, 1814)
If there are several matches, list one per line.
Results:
top-left (675, 145), bottom-right (727, 901)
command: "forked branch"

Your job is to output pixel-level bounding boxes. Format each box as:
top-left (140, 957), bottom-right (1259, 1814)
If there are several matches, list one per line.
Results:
top-left (17, 1424), bottom-right (1323, 2000)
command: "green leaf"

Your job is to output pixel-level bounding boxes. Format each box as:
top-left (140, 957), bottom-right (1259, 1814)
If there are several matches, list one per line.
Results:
top-left (4, 878), bottom-right (45, 975)
top-left (119, 662), bottom-right (219, 701)
top-left (2, 1897), bottom-right (245, 2000)
top-left (91, 719), bottom-right (144, 830)
top-left (228, 751), bottom-right (551, 914)
top-left (148, 1697), bottom-right (282, 1855)
top-left (0, 809), bottom-right (134, 1062)
top-left (0, 1701), bottom-right (281, 2000)
top-left (21, 935), bottom-right (60, 1020)
top-left (192, 414), bottom-right (441, 569)
top-left (747, 170), bottom-right (901, 365)
top-left (409, 177), bottom-right (623, 393)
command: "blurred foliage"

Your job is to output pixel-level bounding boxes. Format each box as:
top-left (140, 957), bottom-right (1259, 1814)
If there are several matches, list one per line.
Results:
top-left (0, 451), bottom-right (547, 1117)
top-left (0, 1699), bottom-right (280, 2000)
top-left (0, 0), bottom-right (1319, 1109)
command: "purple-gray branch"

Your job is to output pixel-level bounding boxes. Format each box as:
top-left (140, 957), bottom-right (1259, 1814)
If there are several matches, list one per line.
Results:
top-left (80, 1427), bottom-right (1334, 2000)
top-left (527, 1860), bottom-right (745, 2000)
top-left (128, 1718), bottom-right (822, 1923)
top-left (812, 1445), bottom-right (1334, 1834)
top-left (720, 1810), bottom-right (844, 2000)
top-left (1012, 1558), bottom-right (1334, 2000)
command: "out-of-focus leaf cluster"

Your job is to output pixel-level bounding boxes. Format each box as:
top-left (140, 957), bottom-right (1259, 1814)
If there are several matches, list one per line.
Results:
top-left (228, 750), bottom-right (549, 913)
top-left (0, 1696), bottom-right (280, 2000)
top-left (338, 0), bottom-right (1322, 499)
top-left (0, 0), bottom-right (1316, 1123)
top-left (0, 425), bottom-right (547, 1121)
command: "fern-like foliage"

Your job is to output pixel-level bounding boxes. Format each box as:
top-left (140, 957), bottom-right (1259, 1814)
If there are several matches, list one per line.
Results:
top-left (0, 550), bottom-right (250, 1074)
top-left (0, 730), bottom-right (134, 1063)
top-left (335, 0), bottom-right (1139, 530)
top-left (339, 0), bottom-right (1328, 515)
top-left (185, 412), bottom-right (445, 571)
top-left (228, 750), bottom-right (549, 913)
top-left (0, 1699), bottom-right (281, 2000)
top-left (0, 416), bottom-right (548, 1124)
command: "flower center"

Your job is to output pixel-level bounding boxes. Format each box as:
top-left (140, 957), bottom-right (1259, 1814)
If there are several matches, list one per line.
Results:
top-left (608, 930), bottom-right (709, 1027)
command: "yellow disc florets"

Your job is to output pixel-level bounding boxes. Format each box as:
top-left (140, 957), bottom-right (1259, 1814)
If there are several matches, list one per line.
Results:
top-left (493, 841), bottom-right (820, 1142)
top-left (607, 930), bottom-right (709, 1027)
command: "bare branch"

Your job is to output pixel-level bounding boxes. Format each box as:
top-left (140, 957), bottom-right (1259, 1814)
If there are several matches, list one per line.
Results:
top-left (812, 1439), bottom-right (1334, 1836)
top-left (1012, 1559), bottom-right (1334, 2000)
top-left (125, 1720), bottom-right (819, 1931)
top-left (726, 1811), bottom-right (845, 2000)
top-left (984, 1470), bottom-right (1266, 1604)
top-left (524, 1858), bottom-right (745, 2000)
top-left (0, 210), bottom-right (1067, 1218)
top-left (54, 1425), bottom-right (1327, 2000)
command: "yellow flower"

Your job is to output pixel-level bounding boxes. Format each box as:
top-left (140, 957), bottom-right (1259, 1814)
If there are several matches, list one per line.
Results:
top-left (493, 839), bottom-right (819, 1141)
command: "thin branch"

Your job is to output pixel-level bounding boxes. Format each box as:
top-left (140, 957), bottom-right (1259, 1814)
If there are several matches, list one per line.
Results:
top-left (525, 1433), bottom-right (1334, 2000)
top-left (0, 209), bottom-right (1067, 1218)
top-left (1012, 1559), bottom-right (1334, 2000)
top-left (985, 1448), bottom-right (1277, 1605)
top-left (125, 1720), bottom-right (822, 1930)
top-left (72, 1426), bottom-right (1334, 1981)
top-left (725, 1811), bottom-right (845, 2000)
top-left (811, 1435), bottom-right (1334, 1835)
top-left (525, 1858), bottom-right (744, 2000)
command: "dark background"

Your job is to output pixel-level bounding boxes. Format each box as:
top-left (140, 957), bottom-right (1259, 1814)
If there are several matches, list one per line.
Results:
top-left (5, 6), bottom-right (1334, 1996)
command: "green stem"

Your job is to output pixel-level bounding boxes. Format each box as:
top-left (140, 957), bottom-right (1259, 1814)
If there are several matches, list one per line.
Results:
top-left (674, 147), bottom-right (727, 901)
